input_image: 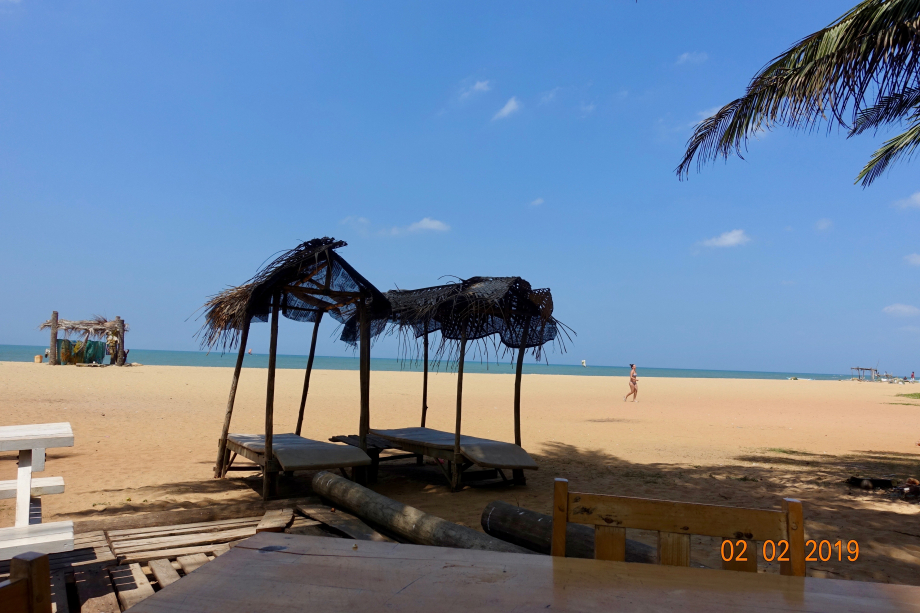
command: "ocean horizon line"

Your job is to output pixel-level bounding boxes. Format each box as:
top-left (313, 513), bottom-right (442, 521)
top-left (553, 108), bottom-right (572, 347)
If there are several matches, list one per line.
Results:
top-left (0, 344), bottom-right (849, 381)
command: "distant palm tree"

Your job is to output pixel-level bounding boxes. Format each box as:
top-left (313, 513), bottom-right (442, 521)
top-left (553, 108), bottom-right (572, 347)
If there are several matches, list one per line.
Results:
top-left (677, 0), bottom-right (920, 186)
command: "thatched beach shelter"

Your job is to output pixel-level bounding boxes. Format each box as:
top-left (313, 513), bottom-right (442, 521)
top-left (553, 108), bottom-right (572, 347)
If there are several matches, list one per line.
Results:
top-left (39, 313), bottom-right (128, 365)
top-left (200, 237), bottom-right (390, 499)
top-left (371, 276), bottom-right (567, 489)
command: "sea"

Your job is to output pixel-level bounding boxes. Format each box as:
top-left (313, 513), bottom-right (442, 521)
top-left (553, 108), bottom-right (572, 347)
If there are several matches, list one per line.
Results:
top-left (0, 344), bottom-right (849, 380)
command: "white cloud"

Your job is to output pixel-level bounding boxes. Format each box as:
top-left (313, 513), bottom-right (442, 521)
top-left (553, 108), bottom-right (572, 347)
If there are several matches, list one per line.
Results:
top-left (815, 218), bottom-right (833, 231)
top-left (530, 198), bottom-right (544, 206)
top-left (883, 303), bottom-right (920, 316)
top-left (894, 192), bottom-right (920, 209)
top-left (700, 229), bottom-right (750, 248)
top-left (539, 88), bottom-right (560, 105)
top-left (493, 97), bottom-right (521, 120)
top-left (406, 217), bottom-right (450, 232)
top-left (676, 51), bottom-right (708, 65)
top-left (905, 253), bottom-right (920, 266)
top-left (579, 102), bottom-right (596, 116)
top-left (460, 80), bottom-right (491, 99)
top-left (697, 106), bottom-right (720, 120)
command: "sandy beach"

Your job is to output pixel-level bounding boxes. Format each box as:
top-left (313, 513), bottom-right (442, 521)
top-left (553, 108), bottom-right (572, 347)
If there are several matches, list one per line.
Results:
top-left (1, 361), bottom-right (919, 584)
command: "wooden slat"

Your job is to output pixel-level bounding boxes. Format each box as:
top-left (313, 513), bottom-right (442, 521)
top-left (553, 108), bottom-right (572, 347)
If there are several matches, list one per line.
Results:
top-left (256, 509), bottom-right (294, 534)
top-left (118, 543), bottom-right (232, 565)
top-left (0, 521), bottom-right (74, 559)
top-left (721, 539), bottom-right (758, 573)
top-left (781, 498), bottom-right (806, 577)
top-left (567, 492), bottom-right (787, 541)
top-left (148, 559), bottom-right (181, 589)
top-left (107, 516), bottom-right (262, 539)
top-left (550, 478), bottom-right (567, 557)
top-left (74, 568), bottom-right (119, 613)
top-left (32, 448), bottom-right (46, 473)
top-left (110, 564), bottom-right (155, 610)
top-left (15, 449), bottom-right (33, 527)
top-left (0, 423), bottom-right (74, 452)
top-left (112, 526), bottom-right (257, 555)
top-left (658, 532), bottom-right (691, 567)
top-left (296, 505), bottom-right (393, 542)
top-left (594, 525), bottom-right (625, 561)
top-left (0, 477), bottom-right (66, 500)
top-left (177, 553), bottom-right (210, 575)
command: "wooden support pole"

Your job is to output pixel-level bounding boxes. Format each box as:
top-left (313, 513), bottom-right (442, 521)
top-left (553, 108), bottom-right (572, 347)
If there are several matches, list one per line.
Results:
top-left (512, 316), bottom-right (530, 485)
top-left (214, 316), bottom-right (252, 478)
top-left (421, 332), bottom-right (429, 427)
top-left (263, 294), bottom-right (280, 500)
top-left (115, 316), bottom-right (126, 366)
top-left (295, 312), bottom-right (323, 436)
top-left (10, 551), bottom-right (52, 613)
top-left (452, 331), bottom-right (467, 490)
top-left (354, 299), bottom-right (372, 486)
top-left (48, 311), bottom-right (58, 366)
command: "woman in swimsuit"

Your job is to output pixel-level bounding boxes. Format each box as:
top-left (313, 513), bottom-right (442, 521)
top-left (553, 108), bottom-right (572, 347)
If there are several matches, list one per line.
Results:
top-left (624, 363), bottom-right (638, 402)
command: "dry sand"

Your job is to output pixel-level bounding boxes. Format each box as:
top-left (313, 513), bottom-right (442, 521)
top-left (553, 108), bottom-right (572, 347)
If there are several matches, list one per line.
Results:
top-left (2, 361), bottom-right (919, 584)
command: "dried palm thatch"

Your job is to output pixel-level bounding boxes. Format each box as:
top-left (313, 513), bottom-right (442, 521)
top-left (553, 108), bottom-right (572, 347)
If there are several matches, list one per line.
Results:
top-left (39, 315), bottom-right (128, 340)
top-left (198, 237), bottom-right (390, 352)
top-left (385, 276), bottom-right (571, 364)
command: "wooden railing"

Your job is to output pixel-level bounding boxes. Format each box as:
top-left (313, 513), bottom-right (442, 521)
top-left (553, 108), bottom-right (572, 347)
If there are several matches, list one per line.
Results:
top-left (0, 552), bottom-right (51, 613)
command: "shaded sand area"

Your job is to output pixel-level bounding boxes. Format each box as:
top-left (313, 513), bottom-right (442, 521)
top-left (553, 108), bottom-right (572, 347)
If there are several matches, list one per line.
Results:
top-left (1, 361), bottom-right (919, 584)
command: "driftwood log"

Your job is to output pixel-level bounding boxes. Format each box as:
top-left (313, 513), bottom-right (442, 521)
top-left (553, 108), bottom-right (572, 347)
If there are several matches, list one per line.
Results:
top-left (311, 471), bottom-right (532, 554)
top-left (481, 500), bottom-right (657, 563)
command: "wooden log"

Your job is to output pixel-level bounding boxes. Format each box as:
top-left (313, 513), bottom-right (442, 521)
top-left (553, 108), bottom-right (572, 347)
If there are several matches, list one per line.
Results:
top-left (214, 316), bottom-right (251, 478)
top-left (452, 332), bottom-right (467, 490)
top-left (311, 470), bottom-right (530, 554)
top-left (49, 311), bottom-right (59, 366)
top-left (115, 317), bottom-right (125, 366)
top-left (295, 312), bottom-right (323, 436)
top-left (263, 295), bottom-right (281, 501)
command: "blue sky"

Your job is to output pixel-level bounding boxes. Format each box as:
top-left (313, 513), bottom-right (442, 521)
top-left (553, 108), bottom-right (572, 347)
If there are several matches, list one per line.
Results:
top-left (1, 1), bottom-right (918, 374)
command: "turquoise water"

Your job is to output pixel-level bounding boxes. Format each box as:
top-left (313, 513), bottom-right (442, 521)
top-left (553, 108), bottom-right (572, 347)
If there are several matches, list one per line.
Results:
top-left (0, 344), bottom-right (848, 380)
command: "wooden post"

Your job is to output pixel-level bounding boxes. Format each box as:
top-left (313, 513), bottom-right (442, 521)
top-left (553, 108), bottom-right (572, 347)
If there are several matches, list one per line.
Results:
top-left (263, 294), bottom-right (280, 500)
top-left (512, 316), bottom-right (530, 485)
top-left (48, 311), bottom-right (59, 366)
top-left (353, 299), bottom-right (372, 486)
top-left (452, 331), bottom-right (467, 490)
top-left (115, 316), bottom-right (126, 366)
top-left (421, 332), bottom-right (429, 427)
top-left (781, 498), bottom-right (806, 577)
top-left (10, 551), bottom-right (52, 613)
top-left (551, 478), bottom-right (568, 557)
top-left (295, 312), bottom-right (323, 436)
top-left (214, 316), bottom-right (252, 478)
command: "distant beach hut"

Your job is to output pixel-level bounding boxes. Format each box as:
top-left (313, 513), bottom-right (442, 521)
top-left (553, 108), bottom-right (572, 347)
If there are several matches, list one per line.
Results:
top-left (199, 237), bottom-right (391, 500)
top-left (370, 276), bottom-right (570, 489)
top-left (39, 314), bottom-right (127, 366)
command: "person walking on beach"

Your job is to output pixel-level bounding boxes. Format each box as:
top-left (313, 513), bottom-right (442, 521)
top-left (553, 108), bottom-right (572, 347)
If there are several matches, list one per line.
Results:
top-left (624, 363), bottom-right (638, 402)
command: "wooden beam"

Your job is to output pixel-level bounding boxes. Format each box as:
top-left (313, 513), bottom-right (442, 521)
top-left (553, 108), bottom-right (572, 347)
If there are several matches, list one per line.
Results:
top-left (781, 498), bottom-right (806, 577)
top-left (215, 316), bottom-right (252, 478)
top-left (15, 450), bottom-right (32, 527)
top-left (115, 316), bottom-right (125, 366)
top-left (421, 333), bottom-right (429, 427)
top-left (283, 285), bottom-right (361, 300)
top-left (452, 330), bottom-right (467, 490)
top-left (49, 311), bottom-right (58, 366)
top-left (263, 294), bottom-right (280, 501)
top-left (295, 313), bottom-right (323, 436)
top-left (281, 286), bottom-right (359, 313)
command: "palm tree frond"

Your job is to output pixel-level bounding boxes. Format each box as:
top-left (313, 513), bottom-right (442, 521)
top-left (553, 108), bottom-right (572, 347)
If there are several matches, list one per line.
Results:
top-left (850, 87), bottom-right (920, 135)
top-left (855, 117), bottom-right (920, 185)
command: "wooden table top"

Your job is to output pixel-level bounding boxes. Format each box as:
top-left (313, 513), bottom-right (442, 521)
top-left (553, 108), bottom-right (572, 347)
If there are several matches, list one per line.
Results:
top-left (131, 533), bottom-right (920, 612)
top-left (0, 422), bottom-right (73, 452)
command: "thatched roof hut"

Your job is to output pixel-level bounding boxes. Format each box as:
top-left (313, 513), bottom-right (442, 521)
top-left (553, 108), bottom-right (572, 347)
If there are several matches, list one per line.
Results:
top-left (39, 315), bottom-right (128, 340)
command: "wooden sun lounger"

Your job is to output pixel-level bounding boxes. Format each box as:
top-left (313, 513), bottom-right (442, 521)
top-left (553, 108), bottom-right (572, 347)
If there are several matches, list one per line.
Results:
top-left (225, 433), bottom-right (372, 473)
top-left (366, 427), bottom-right (537, 485)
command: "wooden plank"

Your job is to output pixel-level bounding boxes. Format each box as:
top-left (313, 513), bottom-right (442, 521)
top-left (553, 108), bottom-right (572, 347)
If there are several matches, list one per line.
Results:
top-left (658, 532), bottom-right (691, 567)
top-left (0, 521), bottom-right (74, 559)
top-left (594, 525), bottom-right (625, 562)
top-left (107, 516), bottom-right (262, 539)
top-left (10, 551), bottom-right (52, 613)
top-left (567, 492), bottom-right (787, 541)
top-left (148, 559), bottom-right (180, 588)
top-left (296, 504), bottom-right (393, 543)
top-left (15, 449), bottom-right (33, 527)
top-left (0, 477), bottom-right (66, 500)
top-left (110, 564), bottom-right (154, 610)
top-left (781, 498), bottom-right (806, 577)
top-left (50, 569), bottom-right (69, 613)
top-left (74, 567), bottom-right (119, 613)
top-left (33, 448), bottom-right (46, 473)
top-left (256, 509), bottom-right (294, 533)
top-left (121, 533), bottom-right (920, 613)
top-left (550, 478), bottom-right (567, 557)
top-left (176, 553), bottom-right (209, 575)
top-left (112, 527), bottom-right (257, 555)
top-left (0, 578), bottom-right (28, 613)
top-left (0, 423), bottom-right (74, 452)
top-left (118, 543), bottom-right (234, 565)
top-left (74, 497), bottom-right (320, 534)
top-left (721, 539), bottom-right (758, 573)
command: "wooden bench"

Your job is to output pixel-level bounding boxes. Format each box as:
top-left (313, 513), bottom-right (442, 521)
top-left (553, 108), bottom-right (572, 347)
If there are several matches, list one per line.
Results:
top-left (550, 478), bottom-right (806, 575)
